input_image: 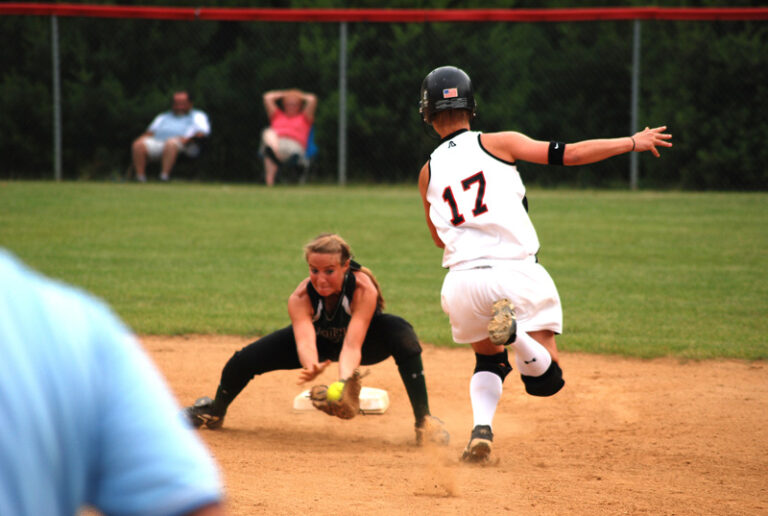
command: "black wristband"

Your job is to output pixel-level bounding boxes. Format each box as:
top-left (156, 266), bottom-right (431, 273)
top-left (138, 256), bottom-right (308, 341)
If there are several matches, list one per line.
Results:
top-left (548, 141), bottom-right (565, 166)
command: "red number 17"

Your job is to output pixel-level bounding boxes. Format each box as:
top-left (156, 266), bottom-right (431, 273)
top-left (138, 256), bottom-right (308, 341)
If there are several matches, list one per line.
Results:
top-left (441, 171), bottom-right (488, 226)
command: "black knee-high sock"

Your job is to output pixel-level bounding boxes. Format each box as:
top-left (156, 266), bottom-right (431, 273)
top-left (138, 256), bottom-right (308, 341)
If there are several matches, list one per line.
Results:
top-left (212, 384), bottom-right (237, 416)
top-left (212, 351), bottom-right (253, 414)
top-left (397, 354), bottom-right (431, 423)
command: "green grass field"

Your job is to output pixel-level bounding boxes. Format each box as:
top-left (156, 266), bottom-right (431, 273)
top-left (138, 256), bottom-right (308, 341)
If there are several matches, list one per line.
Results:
top-left (1, 181), bottom-right (766, 360)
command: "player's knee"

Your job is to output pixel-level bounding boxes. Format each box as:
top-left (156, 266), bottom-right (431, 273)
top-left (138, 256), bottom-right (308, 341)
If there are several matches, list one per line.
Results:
top-left (222, 350), bottom-right (245, 376)
top-left (474, 350), bottom-right (513, 382)
top-left (397, 331), bottom-right (422, 357)
top-left (388, 318), bottom-right (423, 357)
top-left (164, 139), bottom-right (181, 152)
top-left (520, 361), bottom-right (565, 397)
top-left (222, 349), bottom-right (261, 380)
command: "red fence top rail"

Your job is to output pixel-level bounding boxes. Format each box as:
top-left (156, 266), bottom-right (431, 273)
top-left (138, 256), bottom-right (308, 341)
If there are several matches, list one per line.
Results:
top-left (2, 4), bottom-right (768, 22)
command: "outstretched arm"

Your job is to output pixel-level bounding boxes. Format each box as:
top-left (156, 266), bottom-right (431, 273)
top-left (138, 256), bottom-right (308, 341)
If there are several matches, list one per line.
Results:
top-left (337, 272), bottom-right (378, 379)
top-left (288, 279), bottom-right (331, 384)
top-left (564, 126), bottom-right (672, 164)
top-left (481, 125), bottom-right (672, 165)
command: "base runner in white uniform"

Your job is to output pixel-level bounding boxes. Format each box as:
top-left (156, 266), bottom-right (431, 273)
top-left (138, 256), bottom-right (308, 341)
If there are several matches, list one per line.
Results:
top-left (417, 66), bottom-right (672, 463)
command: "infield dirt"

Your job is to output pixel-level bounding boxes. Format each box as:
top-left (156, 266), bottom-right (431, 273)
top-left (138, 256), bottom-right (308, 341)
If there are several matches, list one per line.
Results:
top-left (146, 335), bottom-right (767, 516)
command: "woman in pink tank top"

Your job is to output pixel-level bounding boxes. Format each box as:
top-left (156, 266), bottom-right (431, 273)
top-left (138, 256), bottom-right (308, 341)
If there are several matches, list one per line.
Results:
top-left (261, 89), bottom-right (317, 186)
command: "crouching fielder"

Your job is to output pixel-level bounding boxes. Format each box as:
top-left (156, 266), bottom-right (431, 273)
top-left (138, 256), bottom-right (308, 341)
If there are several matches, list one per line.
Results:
top-left (417, 66), bottom-right (672, 462)
top-left (184, 233), bottom-right (448, 445)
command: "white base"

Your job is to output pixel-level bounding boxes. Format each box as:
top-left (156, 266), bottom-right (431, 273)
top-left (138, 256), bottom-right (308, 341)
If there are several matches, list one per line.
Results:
top-left (293, 386), bottom-right (390, 414)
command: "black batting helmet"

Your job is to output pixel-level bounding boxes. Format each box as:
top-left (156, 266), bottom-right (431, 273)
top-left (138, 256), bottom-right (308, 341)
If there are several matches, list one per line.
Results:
top-left (419, 66), bottom-right (476, 123)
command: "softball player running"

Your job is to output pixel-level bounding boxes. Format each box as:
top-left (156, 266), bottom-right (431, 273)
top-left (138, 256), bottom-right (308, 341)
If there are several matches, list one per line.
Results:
top-left (417, 66), bottom-right (671, 462)
top-left (184, 233), bottom-right (448, 445)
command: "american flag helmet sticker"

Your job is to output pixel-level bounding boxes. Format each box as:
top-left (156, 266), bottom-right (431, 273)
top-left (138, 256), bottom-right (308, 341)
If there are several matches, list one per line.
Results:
top-left (442, 88), bottom-right (458, 99)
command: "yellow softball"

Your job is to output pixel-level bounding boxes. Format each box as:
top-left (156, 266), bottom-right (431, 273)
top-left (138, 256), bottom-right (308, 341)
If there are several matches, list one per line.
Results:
top-left (326, 381), bottom-right (345, 402)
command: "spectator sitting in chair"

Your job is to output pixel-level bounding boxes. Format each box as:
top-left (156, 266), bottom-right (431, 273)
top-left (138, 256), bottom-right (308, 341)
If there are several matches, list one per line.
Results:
top-left (260, 89), bottom-right (317, 186)
top-left (131, 91), bottom-right (211, 182)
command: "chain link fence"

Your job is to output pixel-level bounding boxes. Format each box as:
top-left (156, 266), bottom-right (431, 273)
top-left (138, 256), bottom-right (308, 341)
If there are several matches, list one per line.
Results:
top-left (1, 8), bottom-right (766, 189)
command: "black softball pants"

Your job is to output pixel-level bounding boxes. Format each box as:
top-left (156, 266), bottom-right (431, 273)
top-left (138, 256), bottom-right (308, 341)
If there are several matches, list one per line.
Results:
top-left (219, 313), bottom-right (422, 399)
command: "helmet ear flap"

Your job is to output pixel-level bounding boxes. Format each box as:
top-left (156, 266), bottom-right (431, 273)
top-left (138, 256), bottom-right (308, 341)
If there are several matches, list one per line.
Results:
top-left (419, 82), bottom-right (432, 124)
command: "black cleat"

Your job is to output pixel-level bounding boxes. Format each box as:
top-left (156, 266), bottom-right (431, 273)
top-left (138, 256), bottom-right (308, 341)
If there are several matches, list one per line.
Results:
top-left (461, 425), bottom-right (493, 463)
top-left (488, 299), bottom-right (517, 346)
top-left (184, 396), bottom-right (226, 429)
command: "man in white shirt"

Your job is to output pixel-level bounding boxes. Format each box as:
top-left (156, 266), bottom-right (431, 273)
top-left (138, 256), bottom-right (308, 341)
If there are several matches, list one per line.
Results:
top-left (131, 91), bottom-right (211, 182)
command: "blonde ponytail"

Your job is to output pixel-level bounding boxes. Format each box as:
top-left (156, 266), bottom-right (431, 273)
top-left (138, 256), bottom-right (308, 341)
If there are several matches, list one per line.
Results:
top-left (358, 265), bottom-right (385, 311)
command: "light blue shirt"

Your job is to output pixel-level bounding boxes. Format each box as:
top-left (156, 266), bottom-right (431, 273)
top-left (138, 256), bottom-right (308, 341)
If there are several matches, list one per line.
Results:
top-left (148, 109), bottom-right (211, 142)
top-left (0, 250), bottom-right (222, 516)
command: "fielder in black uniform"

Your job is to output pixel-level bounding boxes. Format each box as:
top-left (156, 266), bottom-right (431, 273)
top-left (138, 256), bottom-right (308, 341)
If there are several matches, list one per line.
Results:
top-left (185, 233), bottom-right (448, 445)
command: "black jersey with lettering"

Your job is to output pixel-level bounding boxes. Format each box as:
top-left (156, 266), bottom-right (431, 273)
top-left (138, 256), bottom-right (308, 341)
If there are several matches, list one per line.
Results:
top-left (306, 260), bottom-right (380, 344)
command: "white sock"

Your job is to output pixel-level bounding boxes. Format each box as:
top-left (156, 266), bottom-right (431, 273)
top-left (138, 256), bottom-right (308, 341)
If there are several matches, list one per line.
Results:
top-left (470, 371), bottom-right (503, 428)
top-left (510, 332), bottom-right (552, 377)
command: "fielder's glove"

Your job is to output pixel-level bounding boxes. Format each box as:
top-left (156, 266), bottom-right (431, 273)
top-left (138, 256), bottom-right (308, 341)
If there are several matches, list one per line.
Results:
top-left (309, 369), bottom-right (364, 420)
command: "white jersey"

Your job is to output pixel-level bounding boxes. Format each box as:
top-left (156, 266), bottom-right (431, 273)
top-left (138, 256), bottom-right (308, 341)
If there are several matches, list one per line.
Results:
top-left (427, 130), bottom-right (540, 269)
top-left (148, 109), bottom-right (211, 142)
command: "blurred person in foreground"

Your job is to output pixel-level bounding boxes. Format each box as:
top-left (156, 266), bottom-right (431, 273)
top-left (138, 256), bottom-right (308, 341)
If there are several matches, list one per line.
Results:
top-left (260, 88), bottom-right (317, 186)
top-left (131, 90), bottom-right (211, 182)
top-left (0, 248), bottom-right (224, 516)
top-left (417, 66), bottom-right (672, 463)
